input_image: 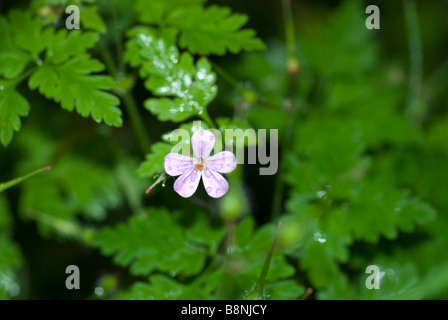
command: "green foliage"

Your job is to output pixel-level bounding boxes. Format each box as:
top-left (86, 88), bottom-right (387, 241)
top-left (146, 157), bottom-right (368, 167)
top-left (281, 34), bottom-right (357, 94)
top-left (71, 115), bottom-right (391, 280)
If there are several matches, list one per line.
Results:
top-left (0, 10), bottom-right (121, 147)
top-left (29, 54), bottom-right (122, 126)
top-left (1, 0), bottom-right (447, 302)
top-left (0, 82), bottom-right (30, 146)
top-left (16, 129), bottom-right (122, 236)
top-left (80, 5), bottom-right (107, 33)
top-left (94, 208), bottom-right (224, 276)
top-left (0, 17), bottom-right (29, 79)
top-left (137, 142), bottom-right (173, 178)
top-left (125, 27), bottom-right (217, 122)
top-left (134, 0), bottom-right (265, 55)
top-left (166, 5), bottom-right (266, 55)
top-left (0, 195), bottom-right (22, 299)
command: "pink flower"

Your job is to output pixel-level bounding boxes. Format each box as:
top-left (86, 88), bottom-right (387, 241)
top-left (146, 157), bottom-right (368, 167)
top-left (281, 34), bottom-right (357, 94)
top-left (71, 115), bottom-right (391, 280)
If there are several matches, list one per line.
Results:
top-left (164, 129), bottom-right (237, 198)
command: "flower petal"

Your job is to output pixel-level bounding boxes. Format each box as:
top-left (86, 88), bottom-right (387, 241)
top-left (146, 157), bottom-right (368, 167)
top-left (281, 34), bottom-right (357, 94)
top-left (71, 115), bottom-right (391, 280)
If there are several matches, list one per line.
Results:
top-left (205, 151), bottom-right (237, 173)
top-left (173, 168), bottom-right (202, 198)
top-left (202, 167), bottom-right (229, 198)
top-left (192, 129), bottom-right (215, 159)
top-left (164, 153), bottom-right (195, 176)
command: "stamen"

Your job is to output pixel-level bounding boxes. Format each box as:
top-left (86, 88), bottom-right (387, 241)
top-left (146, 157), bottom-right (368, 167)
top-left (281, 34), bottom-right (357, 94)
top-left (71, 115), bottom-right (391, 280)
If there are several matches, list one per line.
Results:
top-left (195, 163), bottom-right (204, 171)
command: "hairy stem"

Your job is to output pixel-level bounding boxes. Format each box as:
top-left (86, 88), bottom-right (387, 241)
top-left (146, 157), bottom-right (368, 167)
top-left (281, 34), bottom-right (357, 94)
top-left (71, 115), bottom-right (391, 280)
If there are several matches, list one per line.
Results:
top-left (98, 43), bottom-right (151, 154)
top-left (0, 166), bottom-right (51, 192)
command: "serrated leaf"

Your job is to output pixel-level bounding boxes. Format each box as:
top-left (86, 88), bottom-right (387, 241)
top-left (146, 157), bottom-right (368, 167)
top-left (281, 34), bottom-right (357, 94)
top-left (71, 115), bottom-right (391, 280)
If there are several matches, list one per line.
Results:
top-left (0, 81), bottom-right (30, 146)
top-left (46, 29), bottom-right (99, 64)
top-left (0, 17), bottom-right (30, 79)
top-left (80, 5), bottom-right (107, 33)
top-left (125, 28), bottom-right (217, 122)
top-left (29, 54), bottom-right (122, 126)
top-left (135, 0), bottom-right (206, 25)
top-left (94, 208), bottom-right (220, 276)
top-left (8, 10), bottom-right (52, 57)
top-left (166, 5), bottom-right (266, 55)
top-left (348, 181), bottom-right (436, 242)
top-left (21, 155), bottom-right (122, 224)
top-left (137, 142), bottom-right (173, 178)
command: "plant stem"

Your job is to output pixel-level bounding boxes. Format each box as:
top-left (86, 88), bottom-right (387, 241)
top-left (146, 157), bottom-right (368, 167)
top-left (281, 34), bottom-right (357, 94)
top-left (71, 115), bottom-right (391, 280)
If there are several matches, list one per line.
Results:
top-left (282, 0), bottom-right (299, 73)
top-left (248, 222), bottom-right (282, 300)
top-left (0, 166), bottom-right (51, 192)
top-left (98, 42), bottom-right (151, 154)
top-left (122, 91), bottom-right (151, 154)
top-left (271, 0), bottom-right (300, 220)
top-left (201, 109), bottom-right (217, 129)
top-left (404, 0), bottom-right (423, 127)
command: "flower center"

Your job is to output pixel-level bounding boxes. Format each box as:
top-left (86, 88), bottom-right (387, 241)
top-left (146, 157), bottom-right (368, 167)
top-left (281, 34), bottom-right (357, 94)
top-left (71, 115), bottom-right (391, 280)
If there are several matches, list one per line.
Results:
top-left (195, 160), bottom-right (204, 171)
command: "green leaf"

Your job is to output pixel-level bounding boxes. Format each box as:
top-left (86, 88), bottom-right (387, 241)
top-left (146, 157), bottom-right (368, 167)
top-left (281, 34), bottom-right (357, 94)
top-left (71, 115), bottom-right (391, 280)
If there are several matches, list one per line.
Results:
top-left (115, 274), bottom-right (186, 300)
top-left (125, 27), bottom-right (217, 122)
top-left (94, 208), bottom-right (221, 276)
top-left (348, 181), bottom-right (436, 242)
top-left (135, 0), bottom-right (206, 25)
top-left (80, 5), bottom-right (107, 33)
top-left (21, 155), bottom-right (122, 225)
top-left (187, 214), bottom-right (226, 255)
top-left (166, 5), bottom-right (266, 55)
top-left (300, 0), bottom-right (376, 78)
top-left (0, 235), bottom-right (22, 299)
top-left (0, 194), bottom-right (22, 299)
top-left (0, 17), bottom-right (30, 79)
top-left (29, 54), bottom-right (122, 126)
top-left (137, 142), bottom-right (173, 178)
top-left (265, 280), bottom-right (305, 300)
top-left (215, 218), bottom-right (299, 299)
top-left (46, 29), bottom-right (99, 64)
top-left (0, 81), bottom-right (30, 146)
top-left (8, 10), bottom-right (52, 57)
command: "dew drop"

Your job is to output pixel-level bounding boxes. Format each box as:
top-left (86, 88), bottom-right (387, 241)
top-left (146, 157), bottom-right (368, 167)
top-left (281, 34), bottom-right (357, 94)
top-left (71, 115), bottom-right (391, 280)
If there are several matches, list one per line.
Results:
top-left (313, 231), bottom-right (327, 243)
top-left (95, 287), bottom-right (104, 296)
